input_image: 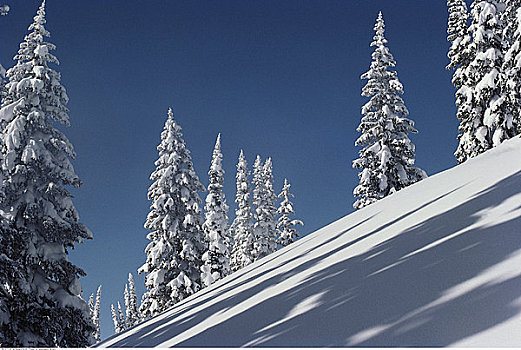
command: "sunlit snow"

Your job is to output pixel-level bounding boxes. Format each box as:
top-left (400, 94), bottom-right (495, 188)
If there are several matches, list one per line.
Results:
top-left (99, 137), bottom-right (521, 347)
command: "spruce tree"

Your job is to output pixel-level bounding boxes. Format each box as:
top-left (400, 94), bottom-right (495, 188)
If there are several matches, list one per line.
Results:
top-left (447, 0), bottom-right (472, 72)
top-left (454, 1), bottom-right (510, 162)
top-left (110, 303), bottom-right (125, 334)
top-left (201, 134), bottom-right (230, 287)
top-left (117, 302), bottom-right (125, 331)
top-left (230, 150), bottom-right (255, 271)
top-left (502, 1), bottom-right (521, 135)
top-left (276, 178), bottom-right (303, 247)
top-left (0, 1), bottom-right (94, 346)
top-left (92, 285), bottom-right (101, 342)
top-left (252, 157), bottom-right (277, 260)
top-left (353, 12), bottom-right (427, 210)
top-left (139, 108), bottom-right (205, 319)
top-left (124, 273), bottom-right (140, 328)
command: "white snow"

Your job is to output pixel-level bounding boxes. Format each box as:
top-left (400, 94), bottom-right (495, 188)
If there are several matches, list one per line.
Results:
top-left (99, 137), bottom-right (521, 347)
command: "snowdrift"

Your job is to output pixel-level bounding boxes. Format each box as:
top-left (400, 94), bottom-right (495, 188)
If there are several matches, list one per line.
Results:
top-left (99, 137), bottom-right (521, 347)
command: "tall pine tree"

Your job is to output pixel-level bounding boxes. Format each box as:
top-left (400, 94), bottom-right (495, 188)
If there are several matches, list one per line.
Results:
top-left (139, 108), bottom-right (205, 319)
top-left (447, 0), bottom-right (472, 72)
top-left (230, 150), bottom-right (254, 271)
top-left (276, 178), bottom-right (303, 247)
top-left (0, 1), bottom-right (94, 346)
top-left (201, 134), bottom-right (230, 287)
top-left (501, 0), bottom-right (521, 135)
top-left (252, 157), bottom-right (277, 260)
top-left (454, 1), bottom-right (511, 162)
top-left (353, 12), bottom-right (426, 210)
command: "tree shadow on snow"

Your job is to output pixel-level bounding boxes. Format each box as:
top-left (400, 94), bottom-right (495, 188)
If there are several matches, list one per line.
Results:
top-left (104, 171), bottom-right (521, 347)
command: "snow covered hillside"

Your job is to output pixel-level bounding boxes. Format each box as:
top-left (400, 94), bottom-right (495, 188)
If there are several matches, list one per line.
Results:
top-left (99, 137), bottom-right (521, 347)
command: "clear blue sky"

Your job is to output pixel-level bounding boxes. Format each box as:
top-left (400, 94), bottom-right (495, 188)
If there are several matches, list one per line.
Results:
top-left (1, 0), bottom-right (462, 340)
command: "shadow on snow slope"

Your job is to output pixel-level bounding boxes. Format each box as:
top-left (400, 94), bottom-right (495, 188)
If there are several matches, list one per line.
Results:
top-left (100, 164), bottom-right (521, 347)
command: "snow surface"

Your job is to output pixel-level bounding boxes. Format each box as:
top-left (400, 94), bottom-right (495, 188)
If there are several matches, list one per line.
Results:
top-left (99, 137), bottom-right (521, 347)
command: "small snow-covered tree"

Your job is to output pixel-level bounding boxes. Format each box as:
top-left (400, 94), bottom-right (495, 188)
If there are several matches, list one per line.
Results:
top-left (201, 134), bottom-right (230, 287)
top-left (139, 108), bottom-right (205, 319)
top-left (110, 304), bottom-right (120, 334)
top-left (124, 273), bottom-right (140, 328)
top-left (117, 302), bottom-right (125, 331)
top-left (276, 178), bottom-right (303, 247)
top-left (353, 12), bottom-right (427, 210)
top-left (252, 157), bottom-right (277, 260)
top-left (0, 1), bottom-right (94, 346)
top-left (113, 302), bottom-right (127, 333)
top-left (110, 301), bottom-right (127, 334)
top-left (92, 285), bottom-right (102, 342)
top-left (230, 150), bottom-right (255, 271)
top-left (455, 1), bottom-right (511, 162)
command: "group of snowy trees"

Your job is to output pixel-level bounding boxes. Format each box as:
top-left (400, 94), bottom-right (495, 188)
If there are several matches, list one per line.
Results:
top-left (108, 110), bottom-right (304, 331)
top-left (0, 1), bottom-right (95, 347)
top-left (353, 0), bottom-right (521, 210)
top-left (447, 0), bottom-right (521, 162)
top-left (110, 274), bottom-right (140, 333)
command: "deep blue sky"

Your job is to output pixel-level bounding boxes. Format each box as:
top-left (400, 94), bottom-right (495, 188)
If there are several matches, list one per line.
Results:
top-left (1, 0), bottom-right (462, 340)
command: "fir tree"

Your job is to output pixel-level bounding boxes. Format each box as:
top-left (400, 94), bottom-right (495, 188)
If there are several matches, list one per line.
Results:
top-left (230, 150), bottom-right (255, 271)
top-left (139, 108), bottom-right (205, 319)
top-left (353, 12), bottom-right (427, 210)
top-left (252, 157), bottom-right (277, 260)
top-left (0, 1), bottom-right (93, 346)
top-left (125, 273), bottom-right (140, 328)
top-left (447, 0), bottom-right (472, 71)
top-left (276, 178), bottom-right (303, 247)
top-left (110, 304), bottom-right (120, 334)
top-left (502, 1), bottom-right (521, 135)
top-left (92, 285), bottom-right (101, 342)
top-left (117, 302), bottom-right (125, 331)
top-left (501, 0), bottom-right (520, 43)
top-left (201, 134), bottom-right (230, 287)
top-left (110, 301), bottom-right (127, 334)
top-left (455, 1), bottom-right (511, 162)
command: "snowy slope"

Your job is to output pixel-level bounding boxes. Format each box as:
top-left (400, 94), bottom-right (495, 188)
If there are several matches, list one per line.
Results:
top-left (99, 137), bottom-right (521, 347)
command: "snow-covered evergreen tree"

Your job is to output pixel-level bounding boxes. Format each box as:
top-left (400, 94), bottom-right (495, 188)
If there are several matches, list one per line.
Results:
top-left (0, 1), bottom-right (93, 346)
top-left (125, 273), bottom-right (140, 328)
top-left (276, 178), bottom-right (303, 247)
top-left (502, 1), bottom-right (521, 135)
top-left (230, 150), bottom-right (255, 271)
top-left (110, 304), bottom-right (120, 334)
top-left (117, 302), bottom-right (125, 331)
top-left (201, 134), bottom-right (230, 287)
top-left (447, 0), bottom-right (472, 72)
top-left (252, 157), bottom-right (277, 260)
top-left (138, 108), bottom-right (205, 319)
top-left (501, 0), bottom-right (520, 43)
top-left (92, 285), bottom-right (101, 342)
top-left (454, 1), bottom-right (512, 162)
top-left (353, 12), bottom-right (427, 210)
